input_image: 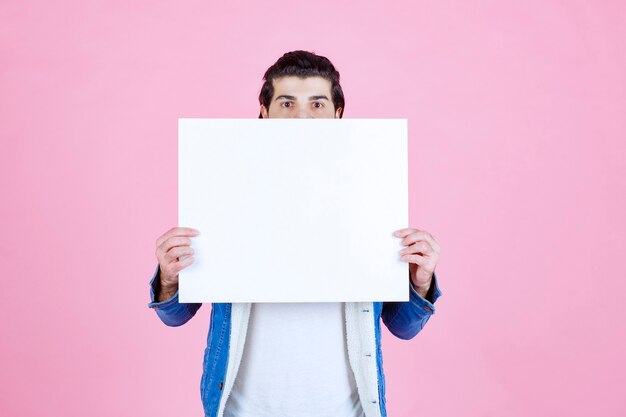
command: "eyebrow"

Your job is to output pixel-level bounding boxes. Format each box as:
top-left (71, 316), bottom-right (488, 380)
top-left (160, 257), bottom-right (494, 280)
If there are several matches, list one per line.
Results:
top-left (274, 95), bottom-right (330, 101)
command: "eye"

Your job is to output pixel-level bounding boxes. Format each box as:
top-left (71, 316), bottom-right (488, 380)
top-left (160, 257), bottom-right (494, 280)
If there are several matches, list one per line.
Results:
top-left (313, 102), bottom-right (324, 109)
top-left (281, 101), bottom-right (293, 108)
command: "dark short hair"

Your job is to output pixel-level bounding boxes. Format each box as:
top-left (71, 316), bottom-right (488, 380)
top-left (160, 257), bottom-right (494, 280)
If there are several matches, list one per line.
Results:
top-left (258, 50), bottom-right (345, 118)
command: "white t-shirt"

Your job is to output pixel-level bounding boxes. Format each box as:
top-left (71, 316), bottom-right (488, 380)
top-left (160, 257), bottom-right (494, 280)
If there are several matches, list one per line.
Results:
top-left (224, 302), bottom-right (366, 417)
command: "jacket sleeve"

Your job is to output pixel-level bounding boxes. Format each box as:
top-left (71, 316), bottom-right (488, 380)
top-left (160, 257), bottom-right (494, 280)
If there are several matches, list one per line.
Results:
top-left (381, 270), bottom-right (442, 340)
top-left (147, 263), bottom-right (202, 327)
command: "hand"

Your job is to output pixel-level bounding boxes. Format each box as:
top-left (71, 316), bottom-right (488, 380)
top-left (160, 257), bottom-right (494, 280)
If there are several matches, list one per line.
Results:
top-left (393, 227), bottom-right (441, 297)
top-left (155, 227), bottom-right (199, 290)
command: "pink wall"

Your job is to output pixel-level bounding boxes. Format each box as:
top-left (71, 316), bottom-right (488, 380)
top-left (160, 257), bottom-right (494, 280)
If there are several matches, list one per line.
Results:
top-left (1, 1), bottom-right (624, 416)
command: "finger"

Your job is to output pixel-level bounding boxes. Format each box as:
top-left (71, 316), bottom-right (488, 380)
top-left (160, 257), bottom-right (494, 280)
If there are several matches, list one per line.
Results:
top-left (156, 237), bottom-right (192, 262)
top-left (170, 256), bottom-right (195, 275)
top-left (401, 231), bottom-right (440, 253)
top-left (400, 253), bottom-right (427, 265)
top-left (166, 256), bottom-right (195, 281)
top-left (164, 245), bottom-right (195, 264)
top-left (426, 234), bottom-right (441, 252)
top-left (400, 241), bottom-right (434, 257)
top-left (156, 227), bottom-right (200, 248)
top-left (393, 227), bottom-right (420, 238)
top-left (157, 236), bottom-right (193, 257)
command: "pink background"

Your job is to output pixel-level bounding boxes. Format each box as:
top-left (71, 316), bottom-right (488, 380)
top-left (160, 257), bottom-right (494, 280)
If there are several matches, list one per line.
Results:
top-left (1, 1), bottom-right (625, 416)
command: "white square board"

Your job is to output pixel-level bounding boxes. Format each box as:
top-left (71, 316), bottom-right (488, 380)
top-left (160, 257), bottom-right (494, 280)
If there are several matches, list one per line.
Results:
top-left (178, 118), bottom-right (409, 303)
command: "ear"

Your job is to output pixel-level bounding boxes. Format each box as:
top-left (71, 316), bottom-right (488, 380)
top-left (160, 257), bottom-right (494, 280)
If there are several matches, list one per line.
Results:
top-left (260, 105), bottom-right (269, 119)
top-left (335, 107), bottom-right (343, 118)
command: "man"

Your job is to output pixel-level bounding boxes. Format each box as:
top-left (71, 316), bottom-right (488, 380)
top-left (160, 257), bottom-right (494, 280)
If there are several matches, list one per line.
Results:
top-left (148, 50), bottom-right (442, 417)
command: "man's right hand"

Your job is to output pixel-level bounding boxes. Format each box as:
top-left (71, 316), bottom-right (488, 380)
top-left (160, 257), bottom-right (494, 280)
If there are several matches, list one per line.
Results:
top-left (154, 227), bottom-right (199, 301)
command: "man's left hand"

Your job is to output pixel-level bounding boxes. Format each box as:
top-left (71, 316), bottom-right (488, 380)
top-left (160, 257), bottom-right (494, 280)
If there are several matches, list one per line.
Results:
top-left (393, 227), bottom-right (441, 298)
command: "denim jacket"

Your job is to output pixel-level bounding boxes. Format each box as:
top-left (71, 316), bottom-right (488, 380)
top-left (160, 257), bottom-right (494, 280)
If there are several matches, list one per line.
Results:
top-left (148, 264), bottom-right (442, 417)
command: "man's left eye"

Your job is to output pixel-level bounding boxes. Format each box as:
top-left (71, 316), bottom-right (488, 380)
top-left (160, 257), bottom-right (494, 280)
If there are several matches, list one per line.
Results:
top-left (313, 102), bottom-right (324, 108)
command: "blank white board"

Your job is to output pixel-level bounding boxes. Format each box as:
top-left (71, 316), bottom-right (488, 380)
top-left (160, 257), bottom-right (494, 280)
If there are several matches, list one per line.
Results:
top-left (178, 118), bottom-right (409, 303)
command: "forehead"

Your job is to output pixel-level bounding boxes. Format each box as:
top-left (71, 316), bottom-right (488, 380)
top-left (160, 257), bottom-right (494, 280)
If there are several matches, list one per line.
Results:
top-left (271, 76), bottom-right (332, 98)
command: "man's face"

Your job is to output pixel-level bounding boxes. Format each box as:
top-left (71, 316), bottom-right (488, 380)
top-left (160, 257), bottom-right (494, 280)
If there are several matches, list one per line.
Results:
top-left (260, 76), bottom-right (342, 119)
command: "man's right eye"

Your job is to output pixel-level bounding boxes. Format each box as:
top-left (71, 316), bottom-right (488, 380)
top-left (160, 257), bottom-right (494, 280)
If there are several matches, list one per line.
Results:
top-left (281, 102), bottom-right (292, 108)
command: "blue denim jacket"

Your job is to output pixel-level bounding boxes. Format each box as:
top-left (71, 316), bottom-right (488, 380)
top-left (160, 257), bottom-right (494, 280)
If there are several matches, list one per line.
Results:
top-left (148, 264), bottom-right (441, 417)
